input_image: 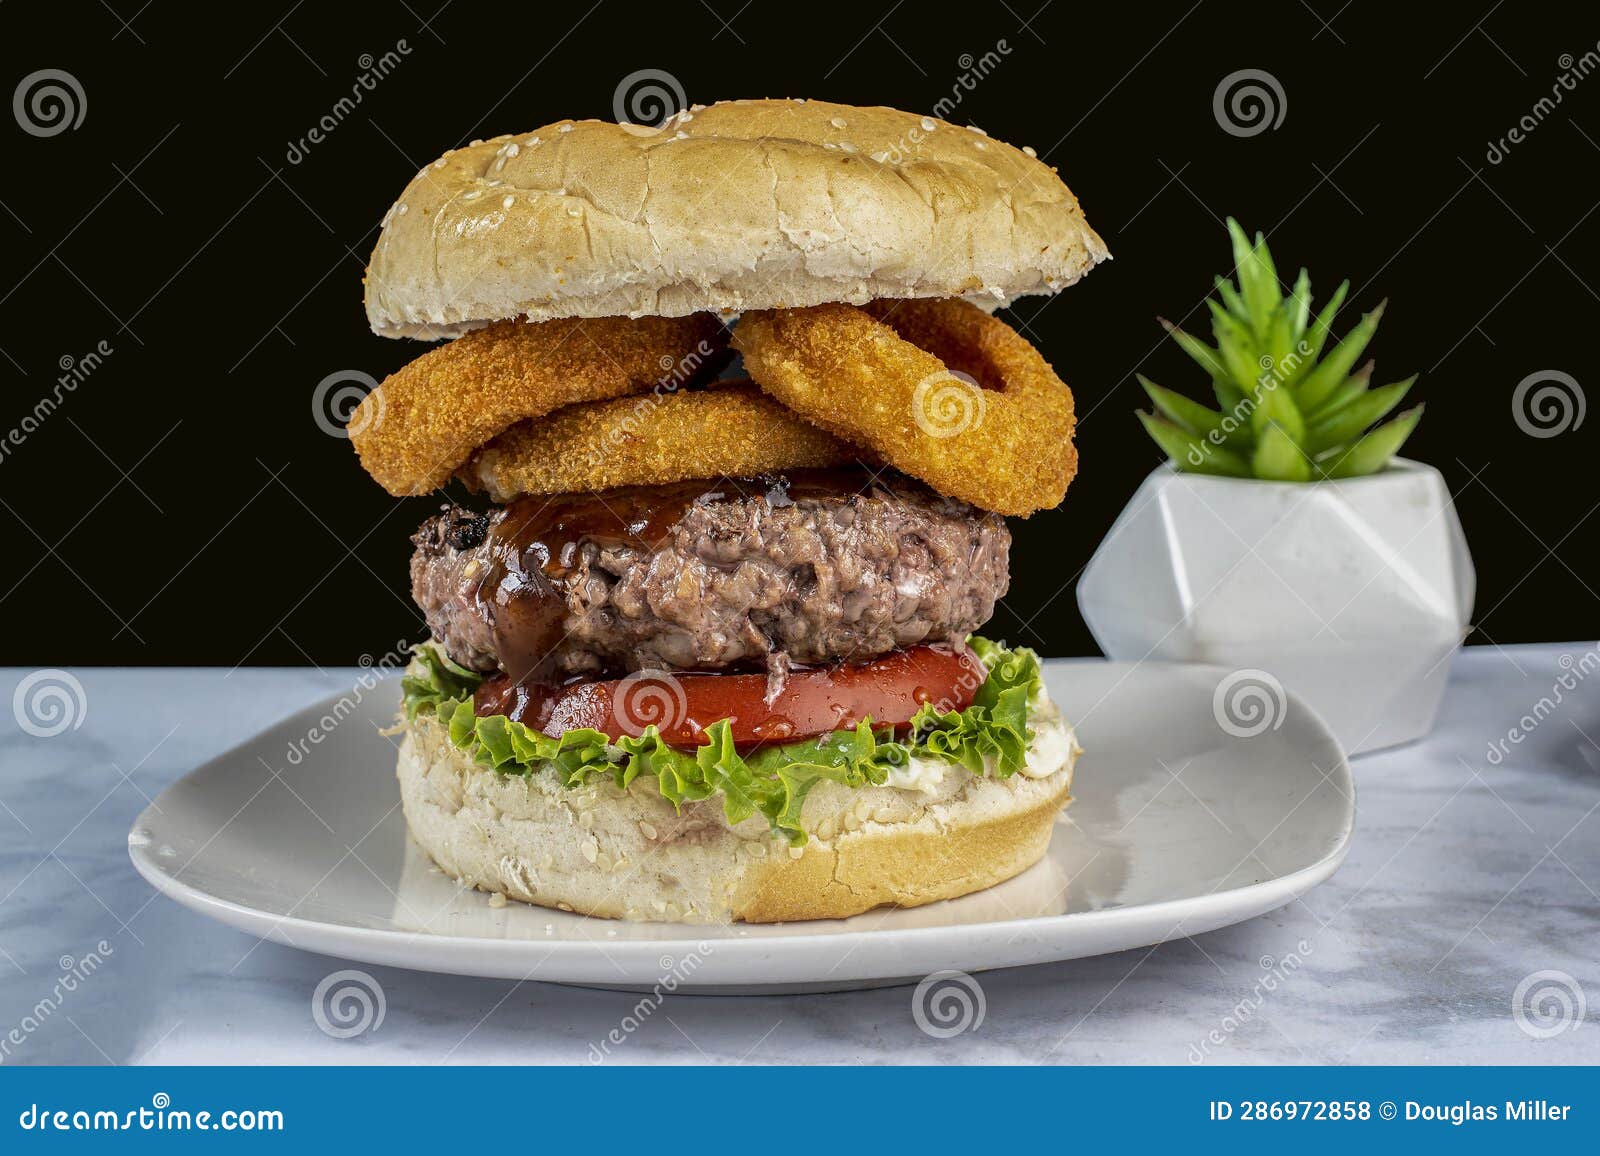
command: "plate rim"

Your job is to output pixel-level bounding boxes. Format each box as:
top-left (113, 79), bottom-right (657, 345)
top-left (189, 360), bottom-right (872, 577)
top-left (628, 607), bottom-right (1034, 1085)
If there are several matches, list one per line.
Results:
top-left (126, 659), bottom-right (1355, 984)
top-left (129, 831), bottom-right (1352, 964)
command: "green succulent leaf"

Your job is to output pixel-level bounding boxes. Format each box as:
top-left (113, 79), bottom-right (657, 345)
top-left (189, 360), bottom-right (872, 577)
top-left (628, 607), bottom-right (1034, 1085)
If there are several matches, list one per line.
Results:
top-left (1227, 218), bottom-right (1255, 277)
top-left (1319, 405), bottom-right (1424, 478)
top-left (1228, 218), bottom-right (1281, 326)
top-left (1306, 376), bottom-right (1416, 453)
top-left (1215, 276), bottom-right (1250, 324)
top-left (1249, 379), bottom-right (1306, 444)
top-left (1253, 421), bottom-right (1313, 482)
top-left (1252, 238), bottom-right (1281, 307)
top-left (1207, 298), bottom-right (1262, 389)
top-left (1140, 222), bottom-right (1421, 481)
top-left (1295, 279), bottom-right (1350, 375)
top-left (1288, 268), bottom-right (1312, 341)
top-left (1306, 362), bottom-right (1374, 419)
top-left (1139, 375), bottom-right (1250, 447)
top-left (1138, 412), bottom-right (1252, 476)
top-left (1160, 319), bottom-right (1230, 382)
top-left (1212, 376), bottom-right (1245, 413)
top-left (1264, 302), bottom-right (1297, 380)
top-left (1295, 301), bottom-right (1385, 410)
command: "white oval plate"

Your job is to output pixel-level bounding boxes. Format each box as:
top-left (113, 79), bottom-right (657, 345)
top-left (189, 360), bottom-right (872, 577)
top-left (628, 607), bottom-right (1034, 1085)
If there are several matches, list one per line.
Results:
top-left (128, 660), bottom-right (1352, 992)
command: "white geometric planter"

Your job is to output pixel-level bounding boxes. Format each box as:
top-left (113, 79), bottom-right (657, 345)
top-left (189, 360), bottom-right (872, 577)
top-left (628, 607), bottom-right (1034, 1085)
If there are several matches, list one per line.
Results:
top-left (1078, 458), bottom-right (1474, 756)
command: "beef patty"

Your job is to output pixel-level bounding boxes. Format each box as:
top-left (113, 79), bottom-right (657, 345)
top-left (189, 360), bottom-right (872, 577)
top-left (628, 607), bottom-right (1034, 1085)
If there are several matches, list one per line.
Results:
top-left (410, 469), bottom-right (1010, 680)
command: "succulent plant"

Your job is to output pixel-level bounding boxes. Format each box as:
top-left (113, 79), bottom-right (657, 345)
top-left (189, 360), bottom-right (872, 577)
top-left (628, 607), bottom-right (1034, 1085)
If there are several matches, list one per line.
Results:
top-left (1138, 219), bottom-right (1422, 481)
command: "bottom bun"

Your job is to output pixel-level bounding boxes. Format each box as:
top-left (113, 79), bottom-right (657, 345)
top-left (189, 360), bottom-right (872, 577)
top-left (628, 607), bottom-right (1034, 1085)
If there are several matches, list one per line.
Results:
top-left (396, 701), bottom-right (1078, 924)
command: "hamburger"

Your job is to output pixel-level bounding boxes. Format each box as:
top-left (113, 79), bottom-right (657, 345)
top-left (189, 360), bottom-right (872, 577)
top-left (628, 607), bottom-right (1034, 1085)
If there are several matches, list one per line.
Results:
top-left (352, 98), bottom-right (1107, 923)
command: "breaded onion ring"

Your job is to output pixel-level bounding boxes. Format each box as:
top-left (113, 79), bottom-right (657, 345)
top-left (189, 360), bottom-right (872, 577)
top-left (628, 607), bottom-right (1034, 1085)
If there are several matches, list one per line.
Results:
top-left (461, 382), bottom-right (861, 500)
top-left (350, 313), bottom-right (728, 495)
top-left (733, 299), bottom-right (1077, 516)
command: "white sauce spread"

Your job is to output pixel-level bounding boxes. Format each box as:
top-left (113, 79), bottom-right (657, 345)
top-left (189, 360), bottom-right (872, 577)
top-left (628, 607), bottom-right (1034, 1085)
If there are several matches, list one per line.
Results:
top-left (886, 694), bottom-right (1080, 793)
top-left (886, 757), bottom-right (951, 795)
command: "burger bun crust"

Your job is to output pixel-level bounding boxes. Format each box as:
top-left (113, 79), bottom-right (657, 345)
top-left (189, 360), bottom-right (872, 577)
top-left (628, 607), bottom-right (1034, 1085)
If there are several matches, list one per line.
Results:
top-left (365, 98), bottom-right (1107, 338)
top-left (396, 704), bottom-right (1077, 924)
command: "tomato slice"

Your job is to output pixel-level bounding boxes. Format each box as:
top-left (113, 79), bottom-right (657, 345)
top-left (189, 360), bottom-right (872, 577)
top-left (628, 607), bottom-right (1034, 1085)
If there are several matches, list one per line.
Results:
top-left (474, 643), bottom-right (986, 749)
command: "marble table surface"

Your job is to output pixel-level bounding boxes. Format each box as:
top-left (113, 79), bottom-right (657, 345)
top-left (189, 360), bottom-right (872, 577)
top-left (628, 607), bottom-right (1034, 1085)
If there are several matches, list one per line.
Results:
top-left (2, 645), bottom-right (1596, 1066)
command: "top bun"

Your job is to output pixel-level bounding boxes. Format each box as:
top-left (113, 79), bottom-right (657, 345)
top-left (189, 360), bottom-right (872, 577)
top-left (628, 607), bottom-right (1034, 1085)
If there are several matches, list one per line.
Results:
top-left (364, 98), bottom-right (1108, 338)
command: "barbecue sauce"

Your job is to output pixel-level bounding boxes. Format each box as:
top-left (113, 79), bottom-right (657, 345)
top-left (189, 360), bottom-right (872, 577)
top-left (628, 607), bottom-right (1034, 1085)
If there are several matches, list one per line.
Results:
top-left (471, 468), bottom-right (877, 698)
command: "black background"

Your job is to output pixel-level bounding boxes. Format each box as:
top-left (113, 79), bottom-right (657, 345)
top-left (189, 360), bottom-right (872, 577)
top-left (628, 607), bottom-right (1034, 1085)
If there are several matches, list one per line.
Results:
top-left (1, 0), bottom-right (1596, 667)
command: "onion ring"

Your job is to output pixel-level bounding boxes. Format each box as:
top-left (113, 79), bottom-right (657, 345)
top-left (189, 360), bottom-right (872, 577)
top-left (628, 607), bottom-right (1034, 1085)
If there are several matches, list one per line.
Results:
top-left (733, 299), bottom-right (1076, 516)
top-left (350, 312), bottom-right (729, 495)
top-left (461, 382), bottom-right (861, 500)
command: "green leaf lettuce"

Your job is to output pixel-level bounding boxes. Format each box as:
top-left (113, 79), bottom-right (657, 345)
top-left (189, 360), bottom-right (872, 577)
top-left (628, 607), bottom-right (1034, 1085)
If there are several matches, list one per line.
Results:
top-left (401, 637), bottom-right (1049, 845)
